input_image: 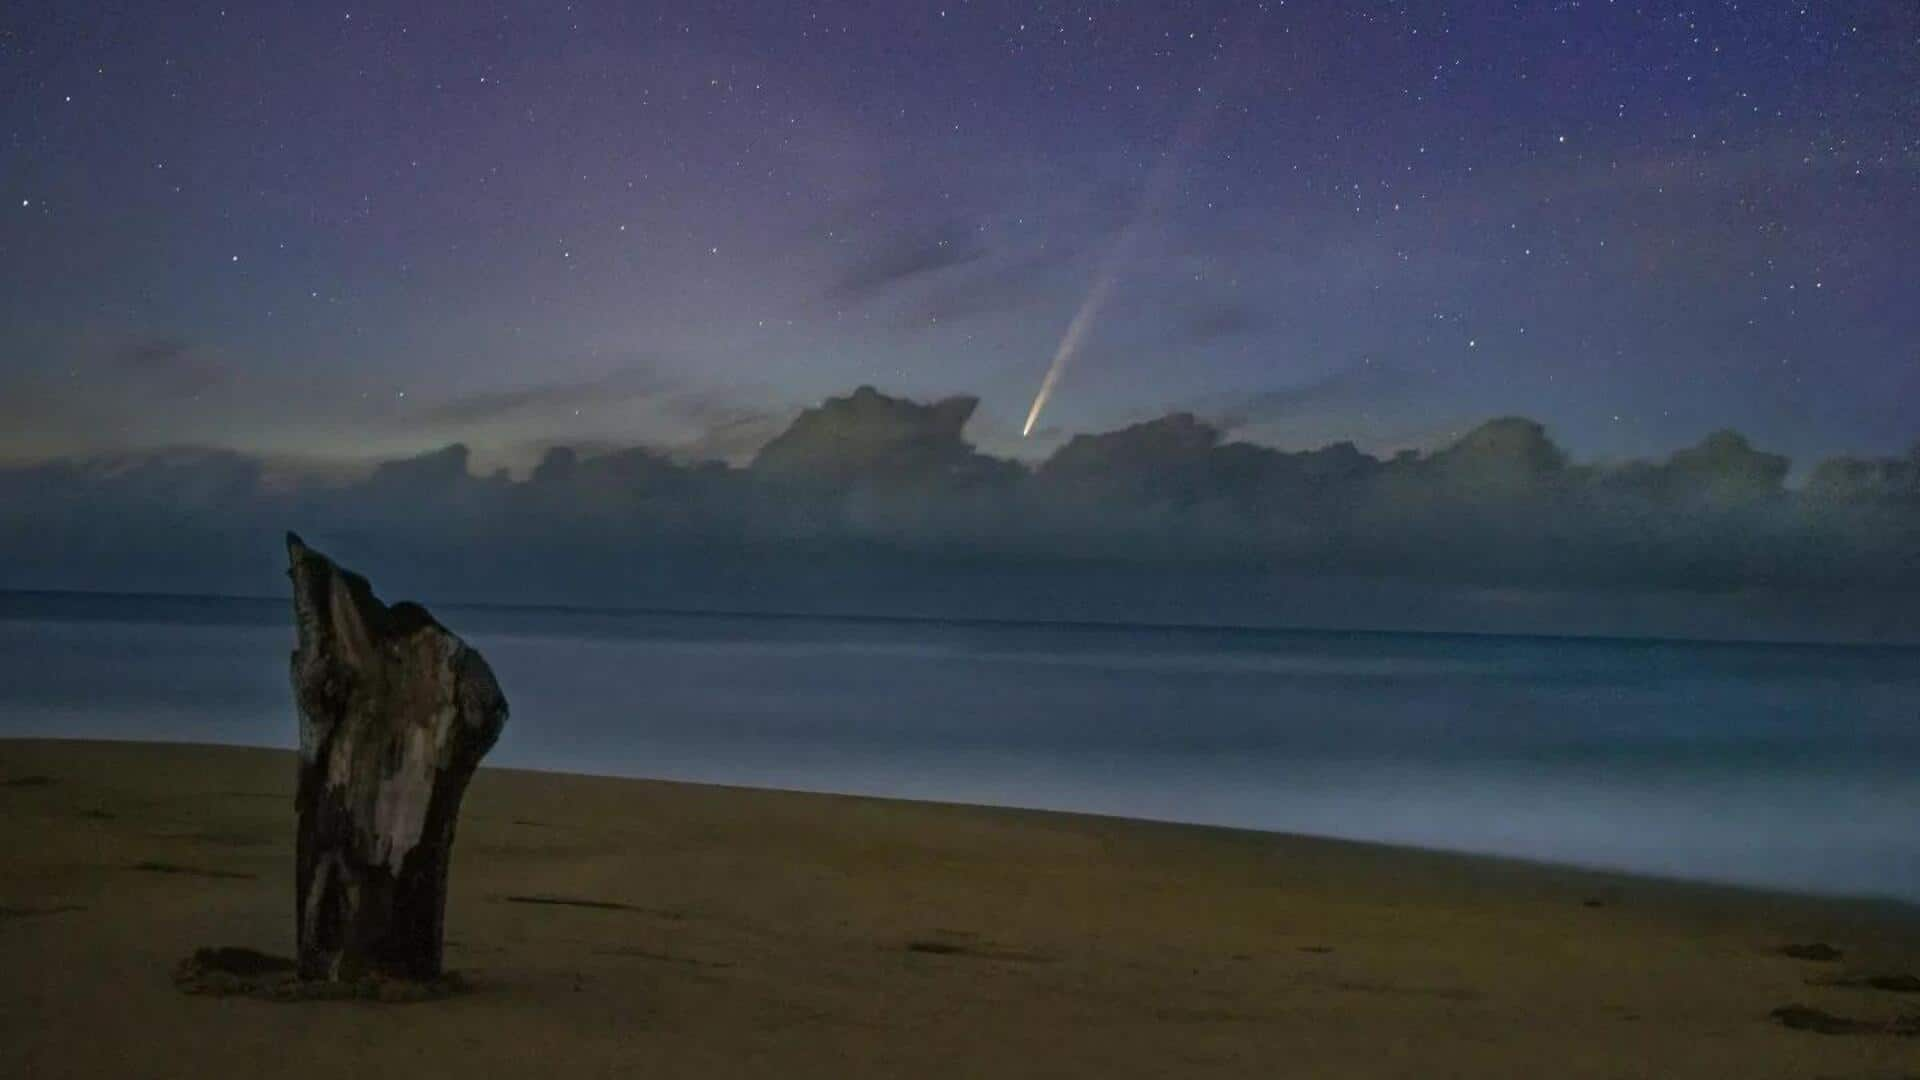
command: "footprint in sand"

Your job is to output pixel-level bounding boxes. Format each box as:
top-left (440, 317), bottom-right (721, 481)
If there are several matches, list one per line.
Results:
top-left (129, 860), bottom-right (257, 880)
top-left (1779, 942), bottom-right (1845, 962)
top-left (901, 935), bottom-right (1053, 963)
top-left (1770, 1003), bottom-right (1920, 1037)
top-left (0, 904), bottom-right (86, 921)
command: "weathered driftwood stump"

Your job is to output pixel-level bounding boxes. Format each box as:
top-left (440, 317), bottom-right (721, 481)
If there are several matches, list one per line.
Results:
top-left (286, 533), bottom-right (507, 982)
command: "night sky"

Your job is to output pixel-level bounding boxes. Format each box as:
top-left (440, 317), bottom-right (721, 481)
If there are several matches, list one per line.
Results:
top-left (4, 1), bottom-right (1916, 471)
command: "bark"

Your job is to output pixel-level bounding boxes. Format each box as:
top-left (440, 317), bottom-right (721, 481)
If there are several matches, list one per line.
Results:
top-left (286, 533), bottom-right (507, 981)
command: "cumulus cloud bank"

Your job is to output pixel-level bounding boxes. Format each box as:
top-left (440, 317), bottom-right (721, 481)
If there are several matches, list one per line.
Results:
top-left (2, 386), bottom-right (1915, 641)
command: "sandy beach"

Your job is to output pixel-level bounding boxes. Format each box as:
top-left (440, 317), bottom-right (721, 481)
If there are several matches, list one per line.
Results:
top-left (3, 737), bottom-right (1918, 1078)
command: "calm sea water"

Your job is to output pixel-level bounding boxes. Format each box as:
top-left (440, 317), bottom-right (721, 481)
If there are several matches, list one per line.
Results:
top-left (3, 591), bottom-right (1917, 900)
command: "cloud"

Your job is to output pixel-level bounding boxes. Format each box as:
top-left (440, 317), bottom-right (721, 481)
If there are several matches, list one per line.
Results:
top-left (106, 337), bottom-right (227, 398)
top-left (828, 222), bottom-right (986, 299)
top-left (1172, 300), bottom-right (1264, 345)
top-left (751, 385), bottom-right (1000, 482)
top-left (898, 247), bottom-right (1071, 326)
top-left (404, 367), bottom-right (792, 466)
top-left (667, 394), bottom-right (793, 465)
top-left (412, 367), bottom-right (668, 427)
top-left (1, 386), bottom-right (1915, 640)
top-left (1204, 357), bottom-right (1423, 433)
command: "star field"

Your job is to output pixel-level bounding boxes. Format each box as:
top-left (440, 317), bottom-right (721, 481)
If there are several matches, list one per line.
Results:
top-left (2, 1), bottom-right (1915, 469)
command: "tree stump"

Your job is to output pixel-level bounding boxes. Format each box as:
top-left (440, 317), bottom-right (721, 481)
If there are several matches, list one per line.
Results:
top-left (286, 533), bottom-right (508, 982)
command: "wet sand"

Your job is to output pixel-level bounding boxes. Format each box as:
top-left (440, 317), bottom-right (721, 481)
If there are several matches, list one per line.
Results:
top-left (3, 737), bottom-right (1918, 1078)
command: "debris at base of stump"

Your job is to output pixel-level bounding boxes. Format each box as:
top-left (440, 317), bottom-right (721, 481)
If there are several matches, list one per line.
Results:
top-left (173, 946), bottom-right (469, 1003)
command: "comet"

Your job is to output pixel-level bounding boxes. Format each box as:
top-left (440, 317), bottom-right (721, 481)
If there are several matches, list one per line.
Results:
top-left (1020, 56), bottom-right (1246, 439)
top-left (1021, 230), bottom-right (1138, 437)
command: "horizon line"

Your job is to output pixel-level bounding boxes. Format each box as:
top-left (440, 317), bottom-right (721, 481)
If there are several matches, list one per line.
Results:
top-left (3, 585), bottom-right (1914, 653)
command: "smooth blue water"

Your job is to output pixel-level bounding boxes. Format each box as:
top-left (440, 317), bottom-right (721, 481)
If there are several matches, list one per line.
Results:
top-left (3, 591), bottom-right (1917, 900)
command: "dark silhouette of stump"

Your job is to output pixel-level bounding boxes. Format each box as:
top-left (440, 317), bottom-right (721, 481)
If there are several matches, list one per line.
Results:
top-left (286, 533), bottom-right (507, 982)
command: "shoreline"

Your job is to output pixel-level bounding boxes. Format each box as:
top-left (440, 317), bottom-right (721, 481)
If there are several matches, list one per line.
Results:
top-left (6, 737), bottom-right (1920, 1076)
top-left (18, 726), bottom-right (1920, 910)
top-left (15, 734), bottom-right (1920, 914)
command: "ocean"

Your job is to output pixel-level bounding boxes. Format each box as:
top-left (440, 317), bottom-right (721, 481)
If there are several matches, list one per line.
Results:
top-left (3, 590), bottom-right (1916, 901)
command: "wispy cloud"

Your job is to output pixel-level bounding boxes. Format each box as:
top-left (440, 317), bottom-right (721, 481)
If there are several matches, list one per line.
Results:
top-left (828, 222), bottom-right (985, 300)
top-left (1171, 300), bottom-right (1264, 346)
top-left (412, 367), bottom-right (669, 427)
top-left (107, 337), bottom-right (226, 398)
top-left (1203, 358), bottom-right (1424, 433)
